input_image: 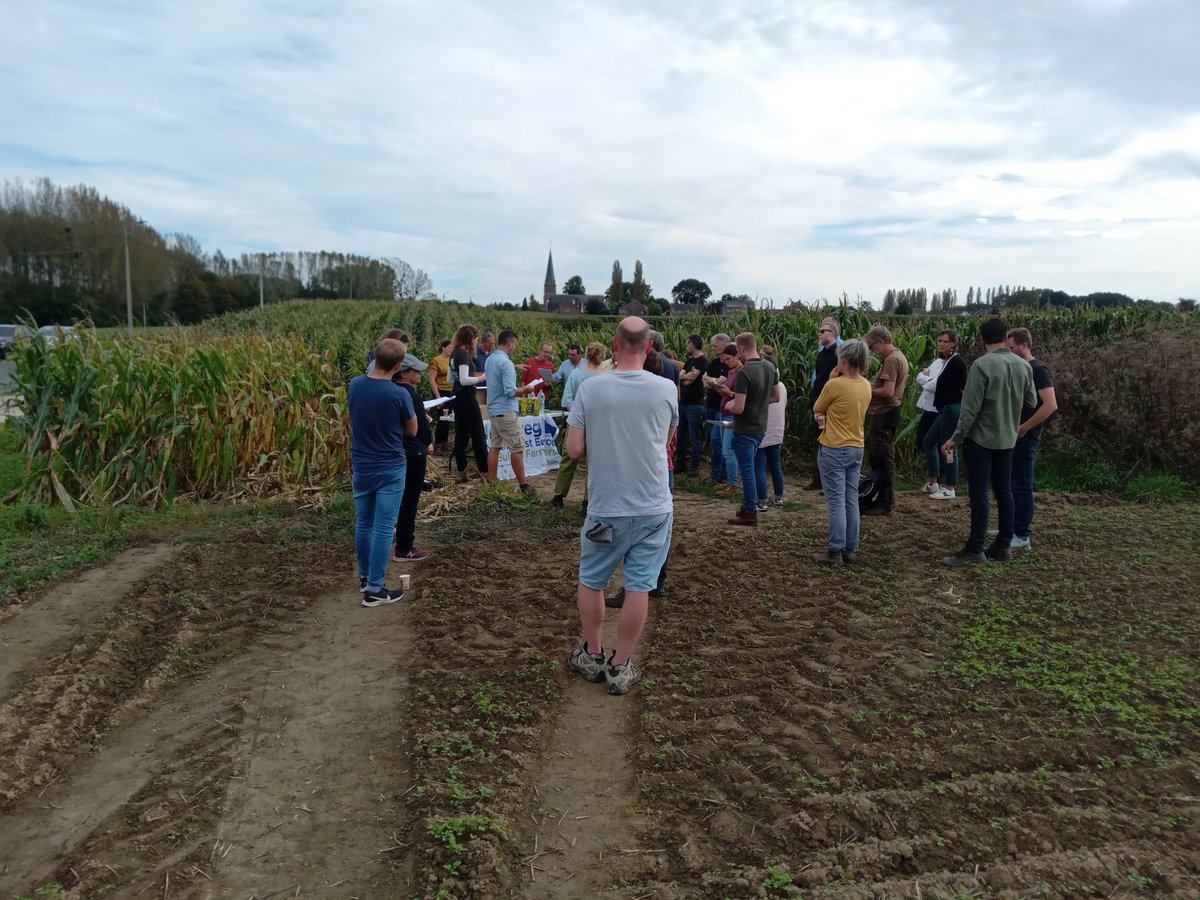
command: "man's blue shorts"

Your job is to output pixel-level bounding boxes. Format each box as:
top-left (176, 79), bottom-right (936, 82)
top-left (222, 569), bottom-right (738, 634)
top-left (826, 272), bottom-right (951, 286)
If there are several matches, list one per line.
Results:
top-left (578, 512), bottom-right (673, 593)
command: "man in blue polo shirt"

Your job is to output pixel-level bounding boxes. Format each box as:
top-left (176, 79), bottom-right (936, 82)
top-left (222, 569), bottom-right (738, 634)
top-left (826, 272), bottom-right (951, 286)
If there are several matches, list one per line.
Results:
top-left (485, 329), bottom-right (539, 494)
top-left (347, 338), bottom-right (417, 606)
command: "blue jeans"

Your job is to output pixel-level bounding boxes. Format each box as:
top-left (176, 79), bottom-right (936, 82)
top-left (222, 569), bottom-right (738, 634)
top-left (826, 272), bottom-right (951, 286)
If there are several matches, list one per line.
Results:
top-left (678, 404), bottom-right (705, 468)
top-left (818, 444), bottom-right (863, 552)
top-left (353, 466), bottom-right (406, 590)
top-left (1012, 432), bottom-right (1040, 539)
top-left (963, 438), bottom-right (1013, 553)
top-left (755, 443), bottom-right (784, 502)
top-left (922, 403), bottom-right (961, 486)
top-left (730, 431), bottom-right (764, 513)
top-left (721, 417), bottom-right (738, 484)
top-left (707, 413), bottom-right (726, 484)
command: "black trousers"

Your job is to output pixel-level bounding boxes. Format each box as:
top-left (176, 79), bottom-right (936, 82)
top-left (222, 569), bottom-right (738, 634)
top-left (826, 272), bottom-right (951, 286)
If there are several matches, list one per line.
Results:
top-left (434, 410), bottom-right (450, 445)
top-left (394, 454), bottom-right (427, 554)
top-left (866, 407), bottom-right (901, 511)
top-left (452, 391), bottom-right (488, 474)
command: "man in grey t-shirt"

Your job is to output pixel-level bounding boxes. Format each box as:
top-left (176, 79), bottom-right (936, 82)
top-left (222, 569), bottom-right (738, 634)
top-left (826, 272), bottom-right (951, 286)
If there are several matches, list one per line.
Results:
top-left (564, 316), bottom-right (677, 696)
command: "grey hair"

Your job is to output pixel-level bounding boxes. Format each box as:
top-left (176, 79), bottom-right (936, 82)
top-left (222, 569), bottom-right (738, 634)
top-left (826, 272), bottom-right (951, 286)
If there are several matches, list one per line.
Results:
top-left (837, 338), bottom-right (870, 373)
top-left (649, 329), bottom-right (666, 352)
top-left (711, 332), bottom-right (731, 344)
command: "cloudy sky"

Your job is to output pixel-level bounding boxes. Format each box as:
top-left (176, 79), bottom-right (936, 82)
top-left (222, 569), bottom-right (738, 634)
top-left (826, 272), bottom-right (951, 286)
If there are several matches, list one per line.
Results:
top-left (3, 0), bottom-right (1198, 304)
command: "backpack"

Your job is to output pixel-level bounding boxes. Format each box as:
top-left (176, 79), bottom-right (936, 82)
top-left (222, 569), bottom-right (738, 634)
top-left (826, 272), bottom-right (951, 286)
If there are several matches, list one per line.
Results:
top-left (859, 470), bottom-right (881, 512)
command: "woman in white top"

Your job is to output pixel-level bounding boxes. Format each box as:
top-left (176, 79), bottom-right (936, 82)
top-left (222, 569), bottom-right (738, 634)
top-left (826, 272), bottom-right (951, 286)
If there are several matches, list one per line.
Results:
top-left (754, 347), bottom-right (787, 509)
top-left (914, 344), bottom-right (948, 493)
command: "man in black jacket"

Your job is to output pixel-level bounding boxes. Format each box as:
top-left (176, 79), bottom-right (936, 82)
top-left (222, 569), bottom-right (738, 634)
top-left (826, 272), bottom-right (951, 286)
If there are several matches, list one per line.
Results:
top-left (393, 354), bottom-right (434, 561)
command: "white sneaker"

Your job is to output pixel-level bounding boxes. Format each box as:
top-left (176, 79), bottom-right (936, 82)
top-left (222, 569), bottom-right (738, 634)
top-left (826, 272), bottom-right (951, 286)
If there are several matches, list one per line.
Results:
top-left (921, 482), bottom-right (940, 494)
top-left (1009, 535), bottom-right (1031, 550)
top-left (929, 488), bottom-right (957, 500)
top-left (987, 527), bottom-right (999, 537)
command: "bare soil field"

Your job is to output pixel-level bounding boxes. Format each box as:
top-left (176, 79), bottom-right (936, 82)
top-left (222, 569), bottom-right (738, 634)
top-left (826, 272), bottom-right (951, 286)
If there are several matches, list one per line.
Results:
top-left (1, 465), bottom-right (1198, 899)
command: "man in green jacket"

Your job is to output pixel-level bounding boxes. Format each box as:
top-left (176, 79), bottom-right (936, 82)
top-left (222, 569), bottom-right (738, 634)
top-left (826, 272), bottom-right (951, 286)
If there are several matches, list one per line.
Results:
top-left (941, 318), bottom-right (1036, 566)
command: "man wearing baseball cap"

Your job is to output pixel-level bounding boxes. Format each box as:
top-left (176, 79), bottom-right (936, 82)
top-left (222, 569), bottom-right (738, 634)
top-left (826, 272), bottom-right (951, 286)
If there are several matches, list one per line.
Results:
top-left (393, 353), bottom-right (434, 562)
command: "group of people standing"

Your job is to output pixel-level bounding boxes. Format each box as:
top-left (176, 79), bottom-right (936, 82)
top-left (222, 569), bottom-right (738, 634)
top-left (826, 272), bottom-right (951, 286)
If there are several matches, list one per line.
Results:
top-left (346, 313), bottom-right (1058, 697)
top-left (674, 333), bottom-right (788, 514)
top-left (346, 325), bottom-right (564, 605)
top-left (804, 317), bottom-right (1057, 568)
top-left (347, 333), bottom-right (432, 608)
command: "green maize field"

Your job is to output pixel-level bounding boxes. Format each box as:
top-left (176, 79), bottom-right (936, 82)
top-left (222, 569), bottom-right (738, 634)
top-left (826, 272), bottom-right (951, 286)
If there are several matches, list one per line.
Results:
top-left (6, 299), bottom-right (1191, 508)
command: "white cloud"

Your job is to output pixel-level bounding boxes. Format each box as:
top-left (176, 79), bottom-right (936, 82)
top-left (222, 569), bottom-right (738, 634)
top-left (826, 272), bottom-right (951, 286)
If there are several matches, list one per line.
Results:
top-left (1, 0), bottom-right (1198, 302)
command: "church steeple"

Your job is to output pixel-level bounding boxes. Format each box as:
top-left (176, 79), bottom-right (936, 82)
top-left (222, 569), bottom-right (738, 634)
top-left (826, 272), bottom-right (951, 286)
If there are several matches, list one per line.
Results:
top-left (543, 249), bottom-right (556, 306)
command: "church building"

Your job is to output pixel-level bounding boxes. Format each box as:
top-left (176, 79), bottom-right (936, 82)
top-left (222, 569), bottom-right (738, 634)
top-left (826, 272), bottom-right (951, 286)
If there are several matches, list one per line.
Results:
top-left (542, 250), bottom-right (606, 315)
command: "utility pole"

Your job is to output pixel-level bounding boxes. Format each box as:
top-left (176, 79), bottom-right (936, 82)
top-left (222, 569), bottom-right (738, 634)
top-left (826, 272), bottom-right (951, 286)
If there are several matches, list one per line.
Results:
top-left (124, 224), bottom-right (134, 337)
top-left (259, 253), bottom-right (265, 309)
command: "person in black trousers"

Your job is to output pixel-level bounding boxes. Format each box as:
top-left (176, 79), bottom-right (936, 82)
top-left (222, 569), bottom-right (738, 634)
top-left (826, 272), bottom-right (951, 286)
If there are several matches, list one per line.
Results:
top-left (806, 320), bottom-right (841, 490)
top-left (449, 324), bottom-right (490, 482)
top-left (394, 353), bottom-right (434, 560)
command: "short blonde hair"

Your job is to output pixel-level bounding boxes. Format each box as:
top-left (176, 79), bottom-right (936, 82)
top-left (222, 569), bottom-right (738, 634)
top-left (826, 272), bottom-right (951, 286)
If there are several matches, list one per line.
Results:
top-left (1007, 327), bottom-right (1032, 349)
top-left (734, 332), bottom-right (757, 352)
top-left (374, 338), bottom-right (406, 371)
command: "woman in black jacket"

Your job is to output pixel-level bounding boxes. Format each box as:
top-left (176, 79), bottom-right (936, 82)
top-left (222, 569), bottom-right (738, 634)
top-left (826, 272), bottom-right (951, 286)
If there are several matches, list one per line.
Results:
top-left (449, 324), bottom-right (489, 482)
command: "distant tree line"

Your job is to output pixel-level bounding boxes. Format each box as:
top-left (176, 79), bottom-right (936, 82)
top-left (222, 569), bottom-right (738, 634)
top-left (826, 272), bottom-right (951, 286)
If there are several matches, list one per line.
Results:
top-left (882, 284), bottom-right (1188, 315)
top-left (0, 177), bottom-right (432, 325)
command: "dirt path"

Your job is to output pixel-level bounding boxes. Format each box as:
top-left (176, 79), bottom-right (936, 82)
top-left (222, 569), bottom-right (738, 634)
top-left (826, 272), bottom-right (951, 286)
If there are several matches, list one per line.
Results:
top-left (0, 520), bottom-right (418, 899)
top-left (523, 614), bottom-right (645, 899)
top-left (0, 543), bottom-right (177, 692)
top-left (205, 584), bottom-right (414, 898)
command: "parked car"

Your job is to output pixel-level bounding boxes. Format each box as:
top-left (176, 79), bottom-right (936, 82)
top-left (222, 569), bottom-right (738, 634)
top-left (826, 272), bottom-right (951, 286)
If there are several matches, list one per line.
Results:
top-left (38, 324), bottom-right (80, 346)
top-left (0, 323), bottom-right (35, 359)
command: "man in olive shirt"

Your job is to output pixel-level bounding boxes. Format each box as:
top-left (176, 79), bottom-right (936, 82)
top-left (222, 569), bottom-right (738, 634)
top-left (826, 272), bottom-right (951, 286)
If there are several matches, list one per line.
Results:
top-left (863, 325), bottom-right (910, 516)
top-left (727, 332), bottom-right (780, 526)
top-left (941, 318), bottom-right (1037, 566)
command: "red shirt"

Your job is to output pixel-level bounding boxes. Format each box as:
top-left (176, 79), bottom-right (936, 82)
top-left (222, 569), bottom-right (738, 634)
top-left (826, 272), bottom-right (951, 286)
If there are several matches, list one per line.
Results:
top-left (521, 356), bottom-right (555, 395)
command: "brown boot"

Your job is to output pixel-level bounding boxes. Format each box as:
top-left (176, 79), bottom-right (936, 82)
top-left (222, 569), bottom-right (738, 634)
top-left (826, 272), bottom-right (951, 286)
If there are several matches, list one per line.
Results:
top-left (811, 549), bottom-right (843, 566)
top-left (728, 509), bottom-right (758, 526)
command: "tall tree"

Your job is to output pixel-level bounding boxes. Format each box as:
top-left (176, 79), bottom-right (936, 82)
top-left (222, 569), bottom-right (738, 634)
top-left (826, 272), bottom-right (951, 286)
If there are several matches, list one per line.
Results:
top-left (563, 275), bottom-right (586, 295)
top-left (609, 260), bottom-right (623, 307)
top-left (631, 260), bottom-right (647, 303)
